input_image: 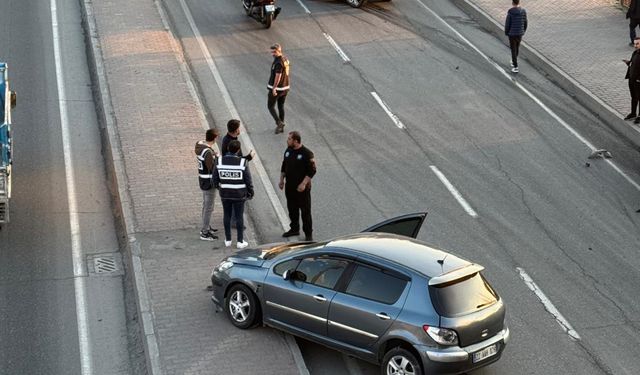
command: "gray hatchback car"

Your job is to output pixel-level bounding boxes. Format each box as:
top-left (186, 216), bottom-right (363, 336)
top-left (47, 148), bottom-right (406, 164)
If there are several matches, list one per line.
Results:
top-left (211, 213), bottom-right (509, 374)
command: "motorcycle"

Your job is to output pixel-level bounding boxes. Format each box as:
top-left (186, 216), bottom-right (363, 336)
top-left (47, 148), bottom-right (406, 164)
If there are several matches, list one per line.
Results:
top-left (243, 0), bottom-right (280, 29)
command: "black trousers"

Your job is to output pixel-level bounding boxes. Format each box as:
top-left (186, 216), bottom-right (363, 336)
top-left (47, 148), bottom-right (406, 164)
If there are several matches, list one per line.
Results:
top-left (630, 18), bottom-right (640, 43)
top-left (629, 79), bottom-right (640, 115)
top-left (509, 36), bottom-right (522, 67)
top-left (267, 90), bottom-right (288, 124)
top-left (285, 186), bottom-right (312, 236)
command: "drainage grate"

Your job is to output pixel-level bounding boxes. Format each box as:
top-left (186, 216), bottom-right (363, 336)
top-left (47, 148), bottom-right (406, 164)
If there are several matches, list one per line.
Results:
top-left (88, 253), bottom-right (123, 276)
top-left (94, 256), bottom-right (117, 274)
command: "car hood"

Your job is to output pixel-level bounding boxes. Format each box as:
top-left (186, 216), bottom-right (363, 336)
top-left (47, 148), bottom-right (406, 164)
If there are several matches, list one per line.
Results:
top-left (226, 245), bottom-right (275, 267)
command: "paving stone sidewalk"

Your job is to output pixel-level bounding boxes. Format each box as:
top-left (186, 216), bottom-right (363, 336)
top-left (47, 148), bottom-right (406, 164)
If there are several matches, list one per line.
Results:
top-left (82, 0), bottom-right (302, 373)
top-left (466, 0), bottom-right (633, 118)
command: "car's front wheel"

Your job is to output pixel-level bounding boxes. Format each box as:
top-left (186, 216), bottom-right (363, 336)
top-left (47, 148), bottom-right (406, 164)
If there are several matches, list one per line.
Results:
top-left (225, 284), bottom-right (260, 329)
top-left (381, 347), bottom-right (423, 375)
top-left (346, 0), bottom-right (367, 8)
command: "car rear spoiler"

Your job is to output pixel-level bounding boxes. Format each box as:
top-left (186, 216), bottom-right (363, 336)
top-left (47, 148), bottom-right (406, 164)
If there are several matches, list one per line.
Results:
top-left (428, 264), bottom-right (485, 286)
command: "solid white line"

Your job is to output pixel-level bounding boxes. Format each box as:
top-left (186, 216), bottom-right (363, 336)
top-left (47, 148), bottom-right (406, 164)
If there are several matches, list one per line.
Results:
top-left (414, 0), bottom-right (640, 193)
top-left (517, 267), bottom-right (581, 341)
top-left (323, 33), bottom-right (350, 63)
top-left (370, 92), bottom-right (405, 129)
top-left (178, 0), bottom-right (290, 231)
top-left (50, 0), bottom-right (93, 374)
top-left (295, 0), bottom-right (311, 14)
top-left (429, 165), bottom-right (478, 217)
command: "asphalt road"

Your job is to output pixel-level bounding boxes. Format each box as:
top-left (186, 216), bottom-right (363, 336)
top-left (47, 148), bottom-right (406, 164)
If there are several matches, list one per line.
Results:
top-left (0, 1), bottom-right (133, 374)
top-left (165, 0), bottom-right (640, 374)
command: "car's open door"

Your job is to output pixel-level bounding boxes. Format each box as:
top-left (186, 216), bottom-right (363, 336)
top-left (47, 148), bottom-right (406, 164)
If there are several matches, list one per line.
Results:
top-left (361, 212), bottom-right (427, 239)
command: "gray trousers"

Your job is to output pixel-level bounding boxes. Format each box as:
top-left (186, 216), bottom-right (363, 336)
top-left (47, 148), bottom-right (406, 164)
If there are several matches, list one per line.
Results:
top-left (201, 188), bottom-right (216, 232)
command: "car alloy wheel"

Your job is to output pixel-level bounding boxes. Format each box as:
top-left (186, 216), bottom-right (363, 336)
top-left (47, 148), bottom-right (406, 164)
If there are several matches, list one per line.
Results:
top-left (225, 284), bottom-right (260, 329)
top-left (382, 347), bottom-right (422, 375)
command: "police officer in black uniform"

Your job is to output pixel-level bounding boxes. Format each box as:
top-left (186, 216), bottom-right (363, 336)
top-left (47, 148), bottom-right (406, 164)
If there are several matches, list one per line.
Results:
top-left (214, 140), bottom-right (254, 249)
top-left (195, 128), bottom-right (219, 241)
top-left (279, 131), bottom-right (316, 241)
top-left (267, 43), bottom-right (290, 134)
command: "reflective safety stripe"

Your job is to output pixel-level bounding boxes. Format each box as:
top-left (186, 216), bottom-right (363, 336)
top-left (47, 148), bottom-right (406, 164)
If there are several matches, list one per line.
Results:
top-left (267, 85), bottom-right (290, 91)
top-left (199, 174), bottom-right (212, 179)
top-left (197, 147), bottom-right (213, 161)
top-left (219, 184), bottom-right (247, 189)
top-left (217, 164), bottom-right (245, 170)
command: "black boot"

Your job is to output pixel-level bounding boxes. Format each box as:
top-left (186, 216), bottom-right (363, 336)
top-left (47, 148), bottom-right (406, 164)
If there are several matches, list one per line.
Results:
top-left (274, 7), bottom-right (281, 20)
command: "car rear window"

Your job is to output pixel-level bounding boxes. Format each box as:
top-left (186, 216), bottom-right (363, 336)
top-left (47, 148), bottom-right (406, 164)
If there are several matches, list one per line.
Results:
top-left (429, 273), bottom-right (498, 317)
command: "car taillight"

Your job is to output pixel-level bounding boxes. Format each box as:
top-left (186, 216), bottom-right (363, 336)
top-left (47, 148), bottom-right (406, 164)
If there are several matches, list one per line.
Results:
top-left (423, 325), bottom-right (459, 346)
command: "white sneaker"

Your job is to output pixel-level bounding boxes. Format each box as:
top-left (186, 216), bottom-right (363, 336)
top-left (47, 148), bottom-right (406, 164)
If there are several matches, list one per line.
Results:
top-left (224, 240), bottom-right (232, 247)
top-left (510, 61), bottom-right (514, 67)
top-left (511, 67), bottom-right (519, 73)
top-left (237, 241), bottom-right (249, 249)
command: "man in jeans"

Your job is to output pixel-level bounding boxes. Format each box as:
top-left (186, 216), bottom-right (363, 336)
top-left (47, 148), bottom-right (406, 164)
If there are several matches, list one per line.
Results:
top-left (504, 0), bottom-right (528, 73)
top-left (195, 128), bottom-right (219, 241)
top-left (214, 140), bottom-right (254, 249)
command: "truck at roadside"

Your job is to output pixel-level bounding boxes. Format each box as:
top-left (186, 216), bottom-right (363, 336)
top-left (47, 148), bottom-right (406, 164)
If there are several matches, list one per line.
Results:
top-left (1, 63), bottom-right (17, 226)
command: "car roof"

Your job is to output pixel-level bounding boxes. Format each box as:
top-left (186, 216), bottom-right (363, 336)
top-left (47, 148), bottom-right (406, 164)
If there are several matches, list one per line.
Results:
top-left (325, 232), bottom-right (472, 278)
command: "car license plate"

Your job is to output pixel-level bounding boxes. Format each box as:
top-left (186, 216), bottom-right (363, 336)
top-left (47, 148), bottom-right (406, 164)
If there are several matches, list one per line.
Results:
top-left (472, 343), bottom-right (497, 363)
top-left (265, 4), bottom-right (275, 12)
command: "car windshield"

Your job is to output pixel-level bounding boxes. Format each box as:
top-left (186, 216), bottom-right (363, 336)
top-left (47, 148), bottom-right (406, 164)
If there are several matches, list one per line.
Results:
top-left (262, 241), bottom-right (328, 260)
top-left (428, 272), bottom-right (498, 317)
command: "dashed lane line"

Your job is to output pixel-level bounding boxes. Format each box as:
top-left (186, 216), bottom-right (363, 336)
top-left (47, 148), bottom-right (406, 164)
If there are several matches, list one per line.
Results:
top-left (429, 165), bottom-right (478, 217)
top-left (371, 92), bottom-right (406, 129)
top-left (517, 267), bottom-right (581, 341)
top-left (323, 33), bottom-right (351, 63)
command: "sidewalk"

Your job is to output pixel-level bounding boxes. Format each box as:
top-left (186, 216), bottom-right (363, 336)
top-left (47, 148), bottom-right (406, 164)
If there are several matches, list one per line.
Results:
top-left (78, 0), bottom-right (304, 374)
top-left (453, 0), bottom-right (640, 146)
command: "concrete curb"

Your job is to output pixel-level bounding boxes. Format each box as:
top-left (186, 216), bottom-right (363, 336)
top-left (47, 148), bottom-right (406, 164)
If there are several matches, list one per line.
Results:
top-left (77, 1), bottom-right (162, 374)
top-left (452, 0), bottom-right (640, 149)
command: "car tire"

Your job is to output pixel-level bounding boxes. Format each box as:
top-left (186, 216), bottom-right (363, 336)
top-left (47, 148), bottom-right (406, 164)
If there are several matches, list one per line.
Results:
top-left (225, 284), bottom-right (260, 329)
top-left (346, 0), bottom-right (367, 8)
top-left (381, 347), bottom-right (423, 375)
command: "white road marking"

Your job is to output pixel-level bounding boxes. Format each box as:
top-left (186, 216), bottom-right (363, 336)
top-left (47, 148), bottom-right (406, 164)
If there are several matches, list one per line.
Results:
top-left (415, 0), bottom-right (640, 193)
top-left (370, 92), bottom-right (405, 129)
top-left (323, 33), bottom-right (351, 63)
top-left (178, 0), bottom-right (290, 231)
top-left (50, 0), bottom-right (93, 373)
top-left (517, 267), bottom-right (581, 341)
top-left (430, 165), bottom-right (478, 217)
top-left (295, 0), bottom-right (311, 14)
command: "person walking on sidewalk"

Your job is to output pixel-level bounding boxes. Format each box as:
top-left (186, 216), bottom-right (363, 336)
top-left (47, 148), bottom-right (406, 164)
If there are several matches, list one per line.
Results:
top-left (628, 0), bottom-right (640, 46)
top-left (279, 131), bottom-right (316, 241)
top-left (504, 0), bottom-right (528, 74)
top-left (214, 140), bottom-right (254, 249)
top-left (267, 43), bottom-right (290, 134)
top-left (195, 128), bottom-right (220, 241)
top-left (624, 38), bottom-right (640, 123)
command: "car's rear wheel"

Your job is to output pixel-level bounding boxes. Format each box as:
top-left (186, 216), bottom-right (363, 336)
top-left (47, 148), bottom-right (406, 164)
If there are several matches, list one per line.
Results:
top-left (346, 0), bottom-right (367, 8)
top-left (381, 347), bottom-right (423, 375)
top-left (225, 284), bottom-right (260, 329)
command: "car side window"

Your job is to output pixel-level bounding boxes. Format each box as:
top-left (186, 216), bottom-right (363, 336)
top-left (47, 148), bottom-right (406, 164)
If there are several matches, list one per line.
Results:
top-left (345, 265), bottom-right (408, 304)
top-left (273, 259), bottom-right (300, 276)
top-left (295, 257), bottom-right (350, 289)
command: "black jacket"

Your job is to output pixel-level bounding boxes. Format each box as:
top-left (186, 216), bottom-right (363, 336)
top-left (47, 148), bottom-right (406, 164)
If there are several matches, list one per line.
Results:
top-left (505, 7), bottom-right (528, 37)
top-left (628, 0), bottom-right (640, 19)
top-left (626, 49), bottom-right (640, 81)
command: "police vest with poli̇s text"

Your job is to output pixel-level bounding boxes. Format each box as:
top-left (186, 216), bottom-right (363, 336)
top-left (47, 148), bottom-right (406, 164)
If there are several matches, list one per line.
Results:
top-left (216, 155), bottom-right (249, 200)
top-left (196, 144), bottom-right (216, 190)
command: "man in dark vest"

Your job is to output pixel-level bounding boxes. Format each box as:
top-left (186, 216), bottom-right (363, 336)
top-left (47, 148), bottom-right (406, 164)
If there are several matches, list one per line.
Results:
top-left (267, 43), bottom-right (290, 134)
top-left (628, 0), bottom-right (640, 46)
top-left (214, 140), bottom-right (254, 249)
top-left (624, 37), bottom-right (640, 123)
top-left (195, 128), bottom-right (219, 241)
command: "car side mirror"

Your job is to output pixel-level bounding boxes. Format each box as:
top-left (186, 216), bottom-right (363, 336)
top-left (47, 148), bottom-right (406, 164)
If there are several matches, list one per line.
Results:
top-left (10, 91), bottom-right (16, 109)
top-left (282, 269), bottom-right (293, 280)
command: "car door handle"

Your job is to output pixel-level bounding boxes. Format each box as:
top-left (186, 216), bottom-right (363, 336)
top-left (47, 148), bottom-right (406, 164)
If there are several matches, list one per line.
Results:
top-left (376, 313), bottom-right (391, 320)
top-left (313, 295), bottom-right (327, 302)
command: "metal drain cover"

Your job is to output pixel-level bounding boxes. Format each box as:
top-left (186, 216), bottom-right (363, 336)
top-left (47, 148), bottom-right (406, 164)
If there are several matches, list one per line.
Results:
top-left (88, 253), bottom-right (123, 276)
